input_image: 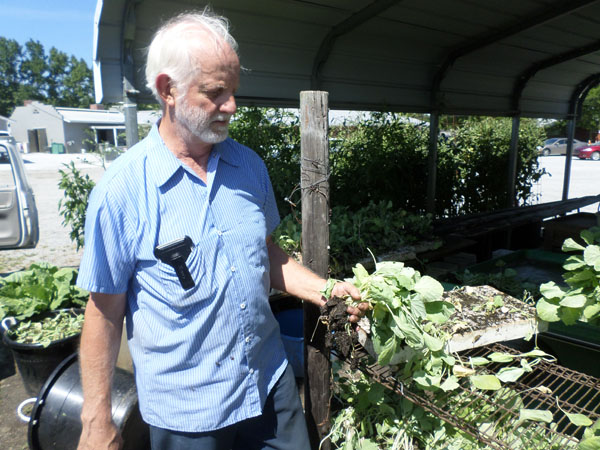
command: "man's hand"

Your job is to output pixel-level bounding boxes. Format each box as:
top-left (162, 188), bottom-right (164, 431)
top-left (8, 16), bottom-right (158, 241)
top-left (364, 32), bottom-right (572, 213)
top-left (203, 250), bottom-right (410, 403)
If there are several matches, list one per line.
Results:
top-left (77, 420), bottom-right (122, 450)
top-left (328, 281), bottom-right (370, 323)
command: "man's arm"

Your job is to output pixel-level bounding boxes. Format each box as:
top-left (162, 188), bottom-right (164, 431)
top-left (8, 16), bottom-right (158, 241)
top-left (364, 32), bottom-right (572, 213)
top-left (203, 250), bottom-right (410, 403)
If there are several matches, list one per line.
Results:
top-left (77, 292), bottom-right (127, 450)
top-left (267, 236), bottom-right (367, 321)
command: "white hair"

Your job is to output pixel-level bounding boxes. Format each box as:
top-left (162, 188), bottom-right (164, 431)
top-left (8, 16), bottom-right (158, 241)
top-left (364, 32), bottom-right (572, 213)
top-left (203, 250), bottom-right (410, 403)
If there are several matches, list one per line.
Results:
top-left (145, 8), bottom-right (238, 105)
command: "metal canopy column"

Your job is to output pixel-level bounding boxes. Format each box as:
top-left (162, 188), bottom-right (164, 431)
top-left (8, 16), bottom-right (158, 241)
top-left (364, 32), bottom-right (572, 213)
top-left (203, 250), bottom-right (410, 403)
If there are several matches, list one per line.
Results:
top-left (122, 0), bottom-right (139, 148)
top-left (426, 112), bottom-right (439, 214)
top-left (507, 116), bottom-right (520, 208)
top-left (563, 73), bottom-right (600, 200)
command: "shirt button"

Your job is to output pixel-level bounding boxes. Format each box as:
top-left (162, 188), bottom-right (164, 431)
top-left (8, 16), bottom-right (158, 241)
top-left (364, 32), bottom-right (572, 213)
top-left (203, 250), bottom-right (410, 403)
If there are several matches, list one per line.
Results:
top-left (231, 266), bottom-right (236, 272)
top-left (249, 368), bottom-right (254, 374)
top-left (240, 303), bottom-right (246, 310)
top-left (245, 336), bottom-right (251, 343)
top-left (217, 230), bottom-right (223, 236)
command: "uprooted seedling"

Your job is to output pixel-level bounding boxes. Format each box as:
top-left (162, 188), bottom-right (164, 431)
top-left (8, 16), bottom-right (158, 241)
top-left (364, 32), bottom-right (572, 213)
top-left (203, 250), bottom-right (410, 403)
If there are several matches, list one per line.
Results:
top-left (320, 296), bottom-right (360, 367)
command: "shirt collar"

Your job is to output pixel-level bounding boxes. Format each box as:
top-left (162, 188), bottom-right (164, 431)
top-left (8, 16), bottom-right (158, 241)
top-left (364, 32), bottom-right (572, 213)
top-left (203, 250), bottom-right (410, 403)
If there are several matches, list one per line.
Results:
top-left (146, 123), bottom-right (239, 188)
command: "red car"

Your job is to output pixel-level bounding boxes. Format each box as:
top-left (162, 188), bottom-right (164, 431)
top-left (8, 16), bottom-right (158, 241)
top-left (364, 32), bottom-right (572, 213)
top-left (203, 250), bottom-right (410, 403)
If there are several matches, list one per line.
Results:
top-left (574, 144), bottom-right (600, 161)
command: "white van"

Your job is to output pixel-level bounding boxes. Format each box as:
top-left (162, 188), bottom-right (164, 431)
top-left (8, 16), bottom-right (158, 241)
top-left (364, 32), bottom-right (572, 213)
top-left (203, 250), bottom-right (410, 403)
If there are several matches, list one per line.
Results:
top-left (0, 136), bottom-right (39, 249)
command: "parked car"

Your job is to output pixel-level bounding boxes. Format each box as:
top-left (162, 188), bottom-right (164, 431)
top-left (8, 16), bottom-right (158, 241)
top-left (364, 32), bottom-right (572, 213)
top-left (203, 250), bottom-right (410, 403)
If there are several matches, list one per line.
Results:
top-left (538, 138), bottom-right (586, 156)
top-left (0, 136), bottom-right (39, 249)
top-left (574, 143), bottom-right (600, 161)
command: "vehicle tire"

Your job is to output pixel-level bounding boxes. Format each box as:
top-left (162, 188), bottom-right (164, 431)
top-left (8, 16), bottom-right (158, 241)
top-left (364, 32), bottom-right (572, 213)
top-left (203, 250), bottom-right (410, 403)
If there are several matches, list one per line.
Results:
top-left (592, 152), bottom-right (600, 161)
top-left (542, 148), bottom-right (550, 156)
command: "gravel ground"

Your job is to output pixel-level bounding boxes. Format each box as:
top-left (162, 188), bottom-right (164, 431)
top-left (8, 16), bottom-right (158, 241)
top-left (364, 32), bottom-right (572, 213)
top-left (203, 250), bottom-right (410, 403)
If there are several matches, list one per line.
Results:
top-left (0, 153), bottom-right (107, 274)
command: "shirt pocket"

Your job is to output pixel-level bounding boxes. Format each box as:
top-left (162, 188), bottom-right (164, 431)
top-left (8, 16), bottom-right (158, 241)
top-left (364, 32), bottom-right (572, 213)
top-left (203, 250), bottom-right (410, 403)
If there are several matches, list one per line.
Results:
top-left (156, 242), bottom-right (215, 309)
top-left (243, 218), bottom-right (268, 268)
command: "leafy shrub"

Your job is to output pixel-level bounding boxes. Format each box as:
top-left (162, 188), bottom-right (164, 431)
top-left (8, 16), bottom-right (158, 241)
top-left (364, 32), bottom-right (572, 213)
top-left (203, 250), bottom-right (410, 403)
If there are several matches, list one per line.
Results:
top-left (58, 162), bottom-right (96, 250)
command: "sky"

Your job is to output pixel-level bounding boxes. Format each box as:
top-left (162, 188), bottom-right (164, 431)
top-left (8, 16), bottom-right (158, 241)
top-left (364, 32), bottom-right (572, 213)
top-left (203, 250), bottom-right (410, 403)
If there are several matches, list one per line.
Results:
top-left (0, 0), bottom-right (97, 66)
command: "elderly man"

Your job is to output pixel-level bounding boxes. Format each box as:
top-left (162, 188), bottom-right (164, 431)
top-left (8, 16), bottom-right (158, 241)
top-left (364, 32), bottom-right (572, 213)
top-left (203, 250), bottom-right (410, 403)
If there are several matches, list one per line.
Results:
top-left (76, 9), bottom-right (365, 450)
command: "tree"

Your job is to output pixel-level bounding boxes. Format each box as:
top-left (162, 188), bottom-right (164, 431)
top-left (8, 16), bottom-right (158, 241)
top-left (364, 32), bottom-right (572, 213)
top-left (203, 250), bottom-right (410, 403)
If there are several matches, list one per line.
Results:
top-left (579, 85), bottom-right (600, 140)
top-left (0, 37), bottom-right (93, 116)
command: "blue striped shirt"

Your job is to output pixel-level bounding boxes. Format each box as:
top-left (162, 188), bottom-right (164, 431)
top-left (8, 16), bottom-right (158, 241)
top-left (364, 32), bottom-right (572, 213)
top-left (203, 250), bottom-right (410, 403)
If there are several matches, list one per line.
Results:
top-left (77, 124), bottom-right (287, 432)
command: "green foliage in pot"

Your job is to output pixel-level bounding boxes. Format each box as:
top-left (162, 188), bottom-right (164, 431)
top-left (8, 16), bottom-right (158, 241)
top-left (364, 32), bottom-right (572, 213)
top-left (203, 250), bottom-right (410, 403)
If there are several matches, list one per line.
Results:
top-left (8, 309), bottom-right (84, 347)
top-left (0, 263), bottom-right (88, 321)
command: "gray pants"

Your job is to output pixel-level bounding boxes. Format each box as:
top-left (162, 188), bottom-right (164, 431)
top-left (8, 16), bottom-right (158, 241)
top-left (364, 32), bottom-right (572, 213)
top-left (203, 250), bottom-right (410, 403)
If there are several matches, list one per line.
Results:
top-left (149, 364), bottom-right (310, 450)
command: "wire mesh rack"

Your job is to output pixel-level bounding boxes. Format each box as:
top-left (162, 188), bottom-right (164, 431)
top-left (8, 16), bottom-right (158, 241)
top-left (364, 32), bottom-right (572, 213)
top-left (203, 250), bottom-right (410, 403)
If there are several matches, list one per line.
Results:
top-left (349, 341), bottom-right (600, 449)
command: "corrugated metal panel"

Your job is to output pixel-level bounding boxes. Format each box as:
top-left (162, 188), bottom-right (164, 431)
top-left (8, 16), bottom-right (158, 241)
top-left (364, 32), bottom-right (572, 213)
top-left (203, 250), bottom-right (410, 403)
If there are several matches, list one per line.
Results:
top-left (94, 0), bottom-right (600, 118)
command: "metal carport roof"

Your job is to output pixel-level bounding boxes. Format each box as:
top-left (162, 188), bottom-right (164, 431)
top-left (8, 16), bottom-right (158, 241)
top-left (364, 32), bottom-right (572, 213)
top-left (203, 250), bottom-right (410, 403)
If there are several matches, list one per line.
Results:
top-left (94, 0), bottom-right (600, 118)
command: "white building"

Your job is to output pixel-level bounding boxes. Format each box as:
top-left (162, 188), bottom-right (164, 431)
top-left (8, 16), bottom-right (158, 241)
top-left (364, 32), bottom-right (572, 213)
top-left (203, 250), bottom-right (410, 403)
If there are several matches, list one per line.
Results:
top-left (9, 101), bottom-right (126, 153)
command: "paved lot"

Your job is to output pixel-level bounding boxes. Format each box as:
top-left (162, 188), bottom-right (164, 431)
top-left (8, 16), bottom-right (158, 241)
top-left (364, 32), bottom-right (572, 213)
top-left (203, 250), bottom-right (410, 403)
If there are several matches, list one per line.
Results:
top-left (535, 155), bottom-right (600, 213)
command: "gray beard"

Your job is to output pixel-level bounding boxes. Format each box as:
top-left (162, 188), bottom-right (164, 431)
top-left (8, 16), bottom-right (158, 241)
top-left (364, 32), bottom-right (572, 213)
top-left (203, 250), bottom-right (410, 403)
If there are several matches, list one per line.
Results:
top-left (175, 99), bottom-right (230, 144)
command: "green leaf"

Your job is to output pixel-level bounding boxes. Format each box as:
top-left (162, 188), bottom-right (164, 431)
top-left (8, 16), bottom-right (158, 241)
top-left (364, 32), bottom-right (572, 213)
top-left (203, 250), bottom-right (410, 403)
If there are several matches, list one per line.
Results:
top-left (536, 297), bottom-right (561, 322)
top-left (425, 301), bottom-right (455, 324)
top-left (540, 282), bottom-right (566, 300)
top-left (377, 336), bottom-right (398, 366)
top-left (519, 408), bottom-right (553, 423)
top-left (468, 357), bottom-right (490, 366)
top-left (583, 245), bottom-right (600, 270)
top-left (584, 303), bottom-right (600, 320)
top-left (559, 294), bottom-right (588, 308)
top-left (562, 238), bottom-right (585, 252)
top-left (563, 256), bottom-right (586, 271)
top-left (564, 412), bottom-right (593, 427)
top-left (439, 375), bottom-right (460, 392)
top-left (578, 436), bottom-right (600, 450)
top-left (560, 307), bottom-right (582, 326)
top-left (497, 367), bottom-right (525, 383)
top-left (423, 332), bottom-right (444, 352)
top-left (470, 375), bottom-right (501, 390)
top-left (488, 352), bottom-right (515, 363)
top-left (413, 276), bottom-right (444, 302)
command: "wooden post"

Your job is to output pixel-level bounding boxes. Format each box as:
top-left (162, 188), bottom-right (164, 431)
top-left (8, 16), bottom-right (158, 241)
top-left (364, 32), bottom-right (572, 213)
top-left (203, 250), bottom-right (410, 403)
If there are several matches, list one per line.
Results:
top-left (300, 91), bottom-right (331, 450)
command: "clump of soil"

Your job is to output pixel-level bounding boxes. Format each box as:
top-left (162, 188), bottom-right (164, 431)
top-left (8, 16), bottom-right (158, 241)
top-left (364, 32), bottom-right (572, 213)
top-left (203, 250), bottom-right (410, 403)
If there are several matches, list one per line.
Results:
top-left (320, 297), bottom-right (359, 367)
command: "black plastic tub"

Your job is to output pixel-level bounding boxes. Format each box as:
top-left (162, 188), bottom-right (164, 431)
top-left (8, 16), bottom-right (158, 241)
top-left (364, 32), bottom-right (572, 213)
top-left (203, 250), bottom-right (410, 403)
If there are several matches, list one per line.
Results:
top-left (1, 308), bottom-right (84, 396)
top-left (19, 352), bottom-right (149, 450)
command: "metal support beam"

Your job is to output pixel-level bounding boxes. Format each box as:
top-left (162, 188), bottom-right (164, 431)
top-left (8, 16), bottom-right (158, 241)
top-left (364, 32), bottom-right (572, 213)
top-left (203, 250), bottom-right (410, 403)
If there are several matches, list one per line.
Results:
top-left (123, 84), bottom-right (139, 148)
top-left (562, 118), bottom-right (576, 201)
top-left (507, 116), bottom-right (520, 208)
top-left (512, 39), bottom-right (600, 112)
top-left (426, 112), bottom-right (439, 214)
top-left (311, 0), bottom-right (401, 89)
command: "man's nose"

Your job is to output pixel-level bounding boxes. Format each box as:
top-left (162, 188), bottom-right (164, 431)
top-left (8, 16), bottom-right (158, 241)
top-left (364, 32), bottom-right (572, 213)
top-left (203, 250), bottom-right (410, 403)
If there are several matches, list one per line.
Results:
top-left (220, 95), bottom-right (236, 115)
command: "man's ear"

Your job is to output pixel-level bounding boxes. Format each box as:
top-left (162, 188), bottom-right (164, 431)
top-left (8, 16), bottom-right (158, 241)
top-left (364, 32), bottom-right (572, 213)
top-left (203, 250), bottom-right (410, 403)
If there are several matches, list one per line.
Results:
top-left (156, 74), bottom-right (177, 106)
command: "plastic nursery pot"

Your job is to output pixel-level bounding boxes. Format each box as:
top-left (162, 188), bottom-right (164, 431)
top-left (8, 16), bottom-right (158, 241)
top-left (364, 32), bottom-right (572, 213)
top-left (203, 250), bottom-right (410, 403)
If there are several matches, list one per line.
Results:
top-left (1, 308), bottom-right (84, 396)
top-left (16, 353), bottom-right (149, 450)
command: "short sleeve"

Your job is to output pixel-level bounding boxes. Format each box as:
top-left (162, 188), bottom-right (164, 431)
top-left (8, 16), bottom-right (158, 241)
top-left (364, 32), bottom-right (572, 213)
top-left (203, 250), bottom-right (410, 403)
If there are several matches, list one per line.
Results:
top-left (76, 186), bottom-right (136, 294)
top-left (261, 164), bottom-right (280, 235)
